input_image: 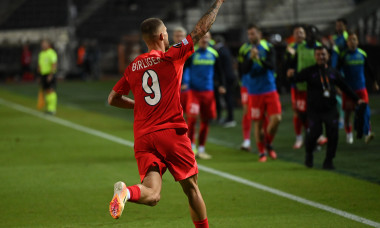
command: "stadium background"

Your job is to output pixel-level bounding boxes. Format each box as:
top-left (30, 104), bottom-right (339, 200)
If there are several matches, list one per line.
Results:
top-left (1, 0), bottom-right (380, 227)
top-left (0, 0), bottom-right (380, 87)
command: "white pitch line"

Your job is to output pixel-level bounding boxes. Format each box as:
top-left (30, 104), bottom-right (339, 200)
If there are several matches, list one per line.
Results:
top-left (1, 98), bottom-right (379, 228)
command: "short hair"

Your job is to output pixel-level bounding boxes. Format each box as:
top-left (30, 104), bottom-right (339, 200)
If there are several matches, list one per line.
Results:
top-left (347, 30), bottom-right (357, 36)
top-left (292, 24), bottom-right (305, 31)
top-left (314, 45), bottom-right (328, 52)
top-left (336, 18), bottom-right (347, 25)
top-left (140, 18), bottom-right (164, 40)
top-left (173, 26), bottom-right (187, 34)
top-left (214, 35), bottom-right (225, 43)
top-left (247, 23), bottom-right (260, 31)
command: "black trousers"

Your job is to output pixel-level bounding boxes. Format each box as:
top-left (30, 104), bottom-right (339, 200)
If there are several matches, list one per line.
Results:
top-left (305, 108), bottom-right (339, 163)
top-left (214, 77), bottom-right (236, 122)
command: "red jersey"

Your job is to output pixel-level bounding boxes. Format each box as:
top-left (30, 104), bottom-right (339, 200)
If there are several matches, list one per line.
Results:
top-left (113, 35), bottom-right (194, 139)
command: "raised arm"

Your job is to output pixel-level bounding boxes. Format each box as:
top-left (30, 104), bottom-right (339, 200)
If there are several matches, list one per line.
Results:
top-left (190, 0), bottom-right (224, 44)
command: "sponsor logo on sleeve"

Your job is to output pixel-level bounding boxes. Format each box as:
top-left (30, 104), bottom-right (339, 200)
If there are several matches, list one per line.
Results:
top-left (173, 42), bottom-right (182, 48)
top-left (182, 38), bottom-right (188, 45)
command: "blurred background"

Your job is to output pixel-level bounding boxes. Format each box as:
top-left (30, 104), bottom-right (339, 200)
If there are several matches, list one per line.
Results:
top-left (0, 0), bottom-right (379, 91)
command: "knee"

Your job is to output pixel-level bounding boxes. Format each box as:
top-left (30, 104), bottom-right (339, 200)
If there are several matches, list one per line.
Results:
top-left (274, 115), bottom-right (282, 123)
top-left (269, 115), bottom-right (282, 127)
top-left (147, 193), bottom-right (161, 206)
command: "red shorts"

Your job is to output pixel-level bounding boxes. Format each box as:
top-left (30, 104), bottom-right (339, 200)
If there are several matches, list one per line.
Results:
top-left (342, 88), bottom-right (369, 111)
top-left (134, 129), bottom-right (198, 182)
top-left (249, 91), bottom-right (282, 120)
top-left (187, 90), bottom-right (216, 120)
top-left (294, 90), bottom-right (307, 112)
top-left (241, 87), bottom-right (249, 105)
top-left (180, 90), bottom-right (190, 113)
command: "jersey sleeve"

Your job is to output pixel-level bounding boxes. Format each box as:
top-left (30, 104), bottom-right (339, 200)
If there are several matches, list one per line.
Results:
top-left (164, 35), bottom-right (194, 63)
top-left (113, 69), bottom-right (131, 95)
top-left (51, 50), bottom-right (58, 64)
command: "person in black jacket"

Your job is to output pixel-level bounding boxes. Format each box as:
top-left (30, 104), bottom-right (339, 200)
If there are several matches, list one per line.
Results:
top-left (214, 35), bottom-right (238, 127)
top-left (287, 46), bottom-right (363, 169)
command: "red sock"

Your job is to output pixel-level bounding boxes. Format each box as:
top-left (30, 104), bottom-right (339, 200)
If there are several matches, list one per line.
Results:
top-left (265, 133), bottom-right (274, 146)
top-left (345, 124), bottom-right (352, 134)
top-left (242, 113), bottom-right (251, 140)
top-left (187, 116), bottom-right (197, 143)
top-left (293, 115), bottom-right (302, 135)
top-left (257, 141), bottom-right (265, 155)
top-left (199, 121), bottom-right (209, 146)
top-left (193, 218), bottom-right (209, 228)
top-left (127, 185), bottom-right (141, 202)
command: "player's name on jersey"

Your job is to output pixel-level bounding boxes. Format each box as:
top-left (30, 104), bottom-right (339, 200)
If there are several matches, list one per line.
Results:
top-left (132, 57), bottom-right (162, 72)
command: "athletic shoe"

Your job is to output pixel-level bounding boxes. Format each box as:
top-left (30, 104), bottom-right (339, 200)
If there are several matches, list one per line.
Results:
top-left (365, 132), bottom-right (374, 144)
top-left (109, 181), bottom-right (128, 219)
top-left (346, 133), bottom-right (353, 144)
top-left (258, 154), bottom-right (267, 162)
top-left (293, 138), bottom-right (303, 149)
top-left (322, 159), bottom-right (335, 170)
top-left (240, 141), bottom-right (251, 152)
top-left (317, 135), bottom-right (328, 145)
top-left (196, 152), bottom-right (212, 160)
top-left (268, 150), bottom-right (277, 160)
top-left (223, 120), bottom-right (237, 128)
top-left (305, 154), bottom-right (313, 168)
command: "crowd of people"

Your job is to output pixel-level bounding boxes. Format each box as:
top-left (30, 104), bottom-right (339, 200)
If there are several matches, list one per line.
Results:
top-left (169, 18), bottom-right (378, 170)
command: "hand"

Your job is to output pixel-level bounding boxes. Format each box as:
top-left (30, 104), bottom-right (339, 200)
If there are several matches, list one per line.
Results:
top-left (287, 69), bottom-right (295, 78)
top-left (181, 84), bottom-right (188, 91)
top-left (357, 99), bottom-right (365, 105)
top-left (47, 74), bottom-right (53, 83)
top-left (373, 82), bottom-right (379, 91)
top-left (250, 48), bottom-right (259, 60)
top-left (286, 45), bottom-right (296, 56)
top-left (218, 86), bottom-right (226, 94)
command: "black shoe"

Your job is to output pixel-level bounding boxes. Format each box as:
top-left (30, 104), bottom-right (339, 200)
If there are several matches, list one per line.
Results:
top-left (323, 160), bottom-right (335, 170)
top-left (305, 154), bottom-right (313, 168)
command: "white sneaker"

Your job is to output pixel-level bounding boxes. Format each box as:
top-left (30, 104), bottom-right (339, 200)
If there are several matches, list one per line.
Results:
top-left (240, 140), bottom-right (251, 151)
top-left (223, 120), bottom-right (237, 128)
top-left (293, 135), bottom-right (303, 149)
top-left (109, 181), bottom-right (128, 219)
top-left (196, 152), bottom-right (212, 160)
top-left (365, 132), bottom-right (374, 144)
top-left (346, 133), bottom-right (353, 144)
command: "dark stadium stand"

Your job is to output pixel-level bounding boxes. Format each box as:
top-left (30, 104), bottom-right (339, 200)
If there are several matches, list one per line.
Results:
top-left (75, 0), bottom-right (173, 43)
top-left (0, 0), bottom-right (67, 30)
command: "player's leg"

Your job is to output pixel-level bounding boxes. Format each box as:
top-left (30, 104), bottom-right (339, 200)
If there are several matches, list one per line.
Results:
top-left (253, 119), bottom-right (266, 161)
top-left (265, 114), bottom-right (281, 159)
top-left (293, 90), bottom-right (307, 148)
top-left (342, 92), bottom-right (355, 144)
top-left (322, 110), bottom-right (339, 170)
top-left (240, 87), bottom-right (251, 151)
top-left (344, 110), bottom-right (353, 143)
top-left (187, 91), bottom-right (200, 150)
top-left (109, 166), bottom-right (162, 219)
top-left (264, 92), bottom-right (282, 159)
top-left (304, 113), bottom-right (323, 168)
top-left (197, 91), bottom-right (215, 159)
top-left (179, 174), bottom-right (208, 228)
top-left (359, 89), bottom-right (374, 144)
top-left (43, 75), bottom-right (57, 114)
top-left (291, 88), bottom-right (303, 148)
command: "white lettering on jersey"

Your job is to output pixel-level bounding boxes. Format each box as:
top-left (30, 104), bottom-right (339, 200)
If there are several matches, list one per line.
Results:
top-left (132, 57), bottom-right (162, 72)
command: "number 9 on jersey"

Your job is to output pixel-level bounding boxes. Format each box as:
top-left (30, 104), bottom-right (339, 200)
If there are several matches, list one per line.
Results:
top-left (142, 70), bottom-right (162, 106)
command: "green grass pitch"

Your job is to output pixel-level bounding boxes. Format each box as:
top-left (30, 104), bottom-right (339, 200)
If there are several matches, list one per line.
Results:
top-left (0, 81), bottom-right (379, 227)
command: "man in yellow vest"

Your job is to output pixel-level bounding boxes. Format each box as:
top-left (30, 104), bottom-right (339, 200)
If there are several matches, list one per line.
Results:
top-left (38, 39), bottom-right (58, 114)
